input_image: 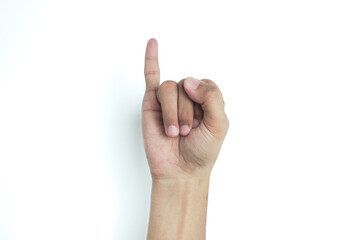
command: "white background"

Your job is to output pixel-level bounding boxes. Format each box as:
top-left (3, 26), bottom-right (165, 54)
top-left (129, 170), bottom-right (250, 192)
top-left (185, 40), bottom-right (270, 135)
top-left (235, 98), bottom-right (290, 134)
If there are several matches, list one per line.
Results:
top-left (0, 0), bottom-right (359, 239)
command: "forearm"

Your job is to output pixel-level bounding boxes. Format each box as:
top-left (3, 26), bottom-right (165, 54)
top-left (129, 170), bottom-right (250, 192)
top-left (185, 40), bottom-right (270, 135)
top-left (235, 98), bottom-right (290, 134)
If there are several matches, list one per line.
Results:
top-left (147, 176), bottom-right (210, 240)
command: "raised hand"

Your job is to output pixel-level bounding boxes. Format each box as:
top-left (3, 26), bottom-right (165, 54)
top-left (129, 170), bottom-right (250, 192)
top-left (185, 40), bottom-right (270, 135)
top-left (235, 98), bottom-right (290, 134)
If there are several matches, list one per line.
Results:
top-left (142, 38), bottom-right (229, 180)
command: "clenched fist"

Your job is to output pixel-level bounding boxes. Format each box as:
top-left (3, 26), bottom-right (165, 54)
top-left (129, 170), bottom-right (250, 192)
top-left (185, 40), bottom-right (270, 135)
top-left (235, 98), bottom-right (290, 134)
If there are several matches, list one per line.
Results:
top-left (142, 38), bottom-right (229, 180)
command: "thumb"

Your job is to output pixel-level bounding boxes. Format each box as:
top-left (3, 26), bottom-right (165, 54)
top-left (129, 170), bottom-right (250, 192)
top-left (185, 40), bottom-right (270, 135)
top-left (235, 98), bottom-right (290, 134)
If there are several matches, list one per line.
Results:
top-left (184, 77), bottom-right (229, 136)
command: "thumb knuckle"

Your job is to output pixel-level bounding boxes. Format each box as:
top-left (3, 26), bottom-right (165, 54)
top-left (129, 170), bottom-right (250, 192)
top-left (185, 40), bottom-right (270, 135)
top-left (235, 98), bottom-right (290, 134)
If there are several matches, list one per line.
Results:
top-left (206, 87), bottom-right (222, 103)
top-left (201, 79), bottom-right (222, 99)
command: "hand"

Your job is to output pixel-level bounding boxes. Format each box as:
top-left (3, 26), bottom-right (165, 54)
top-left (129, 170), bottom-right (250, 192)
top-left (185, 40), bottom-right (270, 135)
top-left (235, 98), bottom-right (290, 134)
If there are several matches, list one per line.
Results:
top-left (142, 38), bottom-right (229, 180)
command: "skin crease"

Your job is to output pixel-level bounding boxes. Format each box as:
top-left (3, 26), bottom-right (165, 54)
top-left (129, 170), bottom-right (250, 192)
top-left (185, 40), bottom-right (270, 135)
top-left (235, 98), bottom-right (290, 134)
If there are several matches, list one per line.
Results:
top-left (143, 38), bottom-right (229, 240)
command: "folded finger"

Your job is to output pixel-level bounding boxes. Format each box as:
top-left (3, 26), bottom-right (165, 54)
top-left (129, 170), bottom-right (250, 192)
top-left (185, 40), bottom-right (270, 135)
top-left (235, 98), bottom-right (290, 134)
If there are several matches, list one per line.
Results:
top-left (193, 103), bottom-right (203, 128)
top-left (178, 79), bottom-right (194, 136)
top-left (156, 80), bottom-right (179, 137)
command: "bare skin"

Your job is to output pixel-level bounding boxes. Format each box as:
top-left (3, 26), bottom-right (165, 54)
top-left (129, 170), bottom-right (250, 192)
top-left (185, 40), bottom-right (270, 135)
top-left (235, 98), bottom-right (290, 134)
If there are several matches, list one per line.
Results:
top-left (142, 38), bottom-right (229, 240)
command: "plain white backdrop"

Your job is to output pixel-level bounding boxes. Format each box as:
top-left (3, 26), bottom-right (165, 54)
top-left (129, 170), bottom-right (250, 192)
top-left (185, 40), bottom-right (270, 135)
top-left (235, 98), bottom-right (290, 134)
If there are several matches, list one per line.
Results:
top-left (0, 0), bottom-right (359, 239)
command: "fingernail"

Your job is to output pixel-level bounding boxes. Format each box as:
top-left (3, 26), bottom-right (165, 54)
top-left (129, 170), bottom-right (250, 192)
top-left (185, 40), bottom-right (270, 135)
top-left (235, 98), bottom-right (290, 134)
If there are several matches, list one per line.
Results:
top-left (167, 125), bottom-right (178, 137)
top-left (187, 77), bottom-right (200, 90)
top-left (192, 119), bottom-right (200, 128)
top-left (180, 125), bottom-right (191, 136)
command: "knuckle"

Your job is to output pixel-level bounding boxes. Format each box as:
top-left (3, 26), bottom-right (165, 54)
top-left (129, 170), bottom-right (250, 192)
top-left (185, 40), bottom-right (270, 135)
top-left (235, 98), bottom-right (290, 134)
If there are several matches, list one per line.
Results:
top-left (201, 78), bottom-right (219, 89)
top-left (204, 84), bottom-right (221, 101)
top-left (165, 117), bottom-right (178, 126)
top-left (178, 78), bottom-right (185, 85)
top-left (160, 80), bottom-right (177, 89)
top-left (178, 79), bottom-right (186, 91)
top-left (201, 79), bottom-right (222, 94)
top-left (144, 69), bottom-right (159, 77)
top-left (179, 109), bottom-right (193, 123)
top-left (217, 115), bottom-right (230, 135)
top-left (179, 107), bottom-right (193, 118)
top-left (225, 115), bottom-right (230, 130)
top-left (201, 78), bottom-right (218, 88)
top-left (179, 117), bottom-right (193, 125)
top-left (158, 80), bottom-right (177, 99)
top-left (163, 110), bottom-right (178, 123)
top-left (224, 112), bottom-right (230, 125)
top-left (179, 105), bottom-right (193, 115)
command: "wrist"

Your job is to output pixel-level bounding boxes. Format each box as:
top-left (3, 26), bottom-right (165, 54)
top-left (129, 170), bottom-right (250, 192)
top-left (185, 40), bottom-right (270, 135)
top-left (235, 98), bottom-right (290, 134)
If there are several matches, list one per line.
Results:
top-left (151, 176), bottom-right (210, 197)
top-left (148, 175), bottom-right (210, 240)
top-left (152, 173), bottom-right (211, 186)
